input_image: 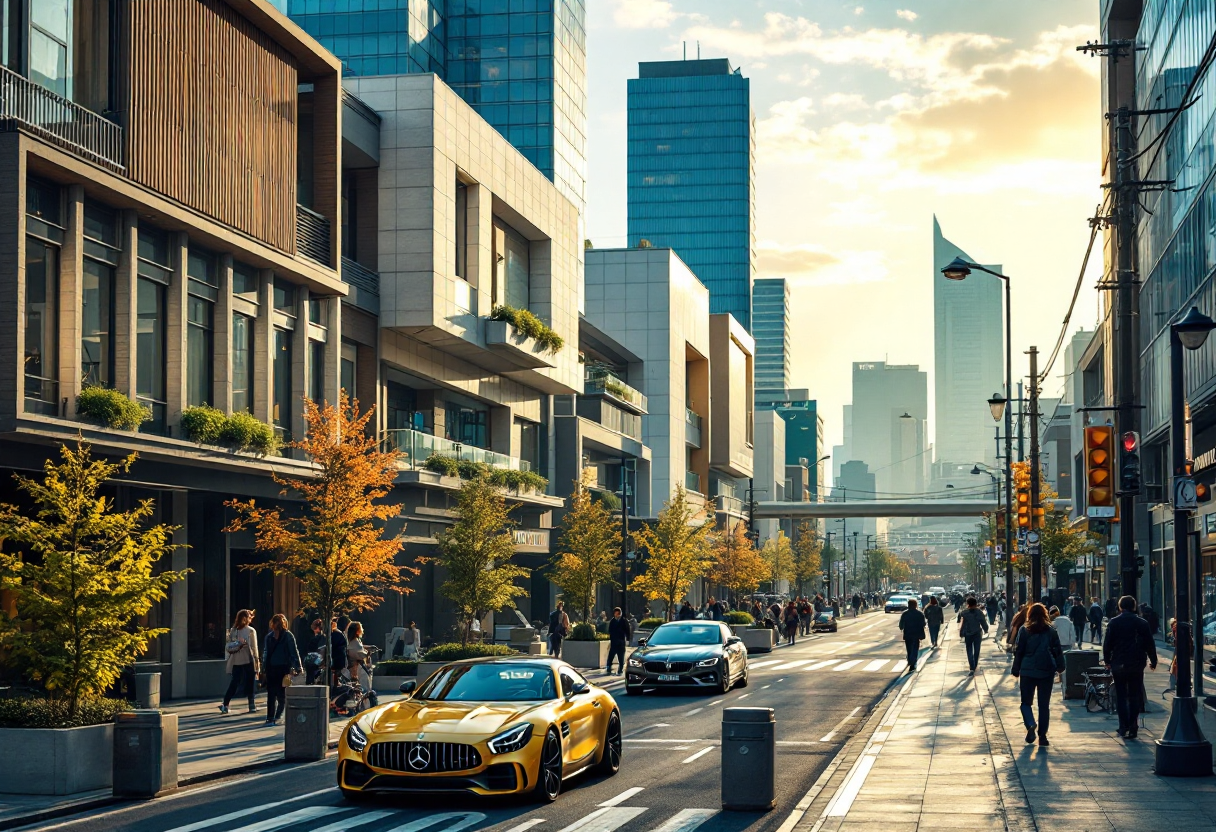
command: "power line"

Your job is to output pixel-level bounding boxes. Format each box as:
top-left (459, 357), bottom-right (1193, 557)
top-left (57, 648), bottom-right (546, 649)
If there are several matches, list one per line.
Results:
top-left (1039, 196), bottom-right (1107, 382)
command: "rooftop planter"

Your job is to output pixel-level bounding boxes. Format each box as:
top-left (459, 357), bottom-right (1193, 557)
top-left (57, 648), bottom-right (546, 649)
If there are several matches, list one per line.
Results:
top-left (76, 387), bottom-right (150, 431)
top-left (180, 406), bottom-right (280, 456)
top-left (486, 305), bottom-right (562, 370)
top-left (422, 454), bottom-right (549, 494)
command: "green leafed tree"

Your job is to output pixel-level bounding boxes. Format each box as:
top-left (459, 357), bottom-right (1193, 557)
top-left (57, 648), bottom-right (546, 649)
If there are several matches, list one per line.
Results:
top-left (761, 530), bottom-right (795, 592)
top-left (630, 485), bottom-right (715, 620)
top-left (435, 475), bottom-right (530, 645)
top-left (549, 480), bottom-right (620, 624)
top-left (0, 442), bottom-right (187, 715)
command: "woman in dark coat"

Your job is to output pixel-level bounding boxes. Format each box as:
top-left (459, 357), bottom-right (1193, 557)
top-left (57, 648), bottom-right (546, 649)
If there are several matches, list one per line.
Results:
top-left (924, 596), bottom-right (944, 648)
top-left (782, 602), bottom-right (800, 645)
top-left (261, 613), bottom-right (302, 726)
top-left (1011, 603), bottom-right (1066, 747)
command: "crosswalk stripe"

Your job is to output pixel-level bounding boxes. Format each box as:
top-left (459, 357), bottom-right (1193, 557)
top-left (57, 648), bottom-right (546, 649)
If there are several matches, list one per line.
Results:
top-left (681, 746), bottom-right (715, 764)
top-left (161, 790), bottom-right (333, 832)
top-left (555, 807), bottom-right (647, 832)
top-left (647, 809), bottom-right (719, 832)
top-left (861, 659), bottom-right (888, 672)
top-left (807, 659), bottom-right (840, 670)
top-left (310, 810), bottom-right (394, 832)
top-left (748, 659), bottom-right (783, 669)
top-left (599, 787), bottom-right (645, 807)
top-left (771, 659), bottom-right (812, 671)
top-left (243, 807), bottom-right (336, 832)
top-left (891, 660), bottom-right (907, 672)
top-left (833, 660), bottom-right (863, 671)
top-left (383, 812), bottom-right (487, 832)
top-left (501, 821), bottom-right (547, 832)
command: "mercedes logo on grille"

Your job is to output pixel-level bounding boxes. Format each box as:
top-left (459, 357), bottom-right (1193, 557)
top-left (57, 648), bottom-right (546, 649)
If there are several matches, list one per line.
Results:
top-left (408, 744), bottom-right (431, 771)
top-left (665, 661), bottom-right (671, 671)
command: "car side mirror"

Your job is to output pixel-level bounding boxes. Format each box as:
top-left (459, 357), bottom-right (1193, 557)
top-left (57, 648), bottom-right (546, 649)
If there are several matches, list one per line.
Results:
top-left (726, 636), bottom-right (742, 646)
top-left (637, 638), bottom-right (647, 648)
top-left (567, 682), bottom-right (589, 698)
top-left (399, 680), bottom-right (417, 695)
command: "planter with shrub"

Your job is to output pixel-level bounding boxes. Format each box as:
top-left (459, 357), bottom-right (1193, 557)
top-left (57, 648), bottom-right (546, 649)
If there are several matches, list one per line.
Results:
top-left (488, 304), bottom-right (564, 355)
top-left (179, 407), bottom-right (279, 456)
top-left (423, 454), bottom-right (549, 493)
top-left (179, 405), bottom-right (227, 444)
top-left (415, 643), bottom-right (516, 687)
top-left (724, 610), bottom-right (754, 637)
top-left (76, 387), bottom-right (150, 431)
top-left (0, 698), bottom-right (129, 795)
top-left (742, 625), bottom-right (776, 654)
top-left (372, 659), bottom-right (418, 692)
top-left (561, 622), bottom-right (610, 670)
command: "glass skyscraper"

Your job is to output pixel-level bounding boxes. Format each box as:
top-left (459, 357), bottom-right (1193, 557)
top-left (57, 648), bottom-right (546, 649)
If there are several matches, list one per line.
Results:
top-left (627, 59), bottom-right (755, 329)
top-left (752, 277), bottom-right (790, 395)
top-left (286, 0), bottom-right (587, 211)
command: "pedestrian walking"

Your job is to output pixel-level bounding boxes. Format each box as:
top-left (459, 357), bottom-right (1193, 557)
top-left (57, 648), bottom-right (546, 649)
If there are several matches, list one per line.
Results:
top-left (1103, 595), bottom-right (1158, 739)
top-left (925, 596), bottom-right (944, 648)
top-left (329, 618), bottom-right (348, 687)
top-left (1006, 603), bottom-right (1029, 652)
top-left (898, 598), bottom-right (927, 672)
top-left (548, 601), bottom-right (570, 657)
top-left (957, 597), bottom-right (989, 674)
top-left (985, 595), bottom-right (999, 626)
top-left (606, 607), bottom-right (631, 675)
top-left (220, 609), bottom-right (260, 715)
top-left (798, 597), bottom-right (813, 636)
top-left (262, 613), bottom-right (302, 726)
top-left (707, 596), bottom-right (724, 621)
top-left (1087, 597), bottom-right (1104, 645)
top-left (783, 601), bottom-right (800, 645)
top-left (303, 619), bottom-right (327, 684)
top-left (1011, 603), bottom-right (1066, 747)
top-left (1068, 600), bottom-right (1088, 648)
top-left (1050, 606), bottom-right (1075, 656)
top-left (345, 620), bottom-right (378, 707)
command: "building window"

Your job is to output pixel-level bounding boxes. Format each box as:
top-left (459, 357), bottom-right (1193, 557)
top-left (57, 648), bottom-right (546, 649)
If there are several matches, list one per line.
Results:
top-left (186, 246), bottom-right (218, 408)
top-left (273, 328), bottom-right (293, 440)
top-left (309, 339), bottom-right (325, 405)
top-left (341, 172), bottom-right (356, 260)
top-left (455, 180), bottom-right (468, 279)
top-left (231, 313), bottom-right (253, 413)
top-left (274, 279), bottom-right (297, 315)
top-left (232, 261), bottom-right (259, 302)
top-left (445, 404), bottom-right (488, 448)
top-left (24, 237), bottom-right (59, 415)
top-left (82, 201), bottom-right (117, 389)
top-left (494, 218), bottom-right (530, 309)
top-left (386, 378), bottom-right (420, 431)
top-left (136, 277), bottom-right (167, 432)
top-left (340, 340), bottom-right (357, 398)
top-left (29, 0), bottom-right (68, 96)
top-left (518, 418), bottom-right (540, 473)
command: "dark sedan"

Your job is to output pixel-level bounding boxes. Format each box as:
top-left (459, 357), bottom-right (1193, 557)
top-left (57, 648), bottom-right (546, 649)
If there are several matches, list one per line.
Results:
top-left (625, 621), bottom-right (748, 695)
top-left (811, 610), bottom-right (838, 633)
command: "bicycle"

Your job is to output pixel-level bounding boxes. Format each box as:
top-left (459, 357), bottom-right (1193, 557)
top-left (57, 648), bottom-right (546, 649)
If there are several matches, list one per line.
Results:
top-left (1082, 667), bottom-right (1117, 714)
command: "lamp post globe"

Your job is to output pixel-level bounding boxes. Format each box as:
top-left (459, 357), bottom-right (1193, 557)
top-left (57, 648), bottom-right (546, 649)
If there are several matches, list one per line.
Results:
top-left (1174, 306), bottom-right (1216, 350)
top-left (987, 393), bottom-right (1007, 422)
top-left (941, 257), bottom-right (972, 281)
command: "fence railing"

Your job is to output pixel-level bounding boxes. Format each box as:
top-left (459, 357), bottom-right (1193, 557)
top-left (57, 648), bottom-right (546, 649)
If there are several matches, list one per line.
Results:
top-left (383, 428), bottom-right (531, 473)
top-left (297, 204), bottom-right (332, 266)
top-left (585, 369), bottom-right (647, 412)
top-left (685, 408), bottom-right (702, 448)
top-left (685, 470), bottom-right (702, 494)
top-left (0, 65), bottom-right (124, 171)
top-left (341, 256), bottom-right (380, 314)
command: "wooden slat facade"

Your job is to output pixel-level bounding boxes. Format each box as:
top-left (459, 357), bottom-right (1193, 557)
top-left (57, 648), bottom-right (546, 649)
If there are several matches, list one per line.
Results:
top-left (123, 0), bottom-right (298, 254)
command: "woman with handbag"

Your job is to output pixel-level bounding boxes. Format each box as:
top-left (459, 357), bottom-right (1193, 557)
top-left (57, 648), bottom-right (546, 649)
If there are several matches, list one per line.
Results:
top-left (219, 609), bottom-right (260, 715)
top-left (345, 621), bottom-right (378, 707)
top-left (262, 613), bottom-right (302, 726)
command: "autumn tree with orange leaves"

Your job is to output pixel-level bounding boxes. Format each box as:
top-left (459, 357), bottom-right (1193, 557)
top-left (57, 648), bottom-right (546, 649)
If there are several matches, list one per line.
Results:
top-left (227, 394), bottom-right (415, 684)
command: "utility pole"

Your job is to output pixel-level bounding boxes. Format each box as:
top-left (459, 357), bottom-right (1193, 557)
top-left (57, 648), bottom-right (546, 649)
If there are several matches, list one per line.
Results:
top-left (1017, 381), bottom-right (1025, 463)
top-left (1028, 346), bottom-right (1043, 602)
top-left (620, 457), bottom-right (630, 612)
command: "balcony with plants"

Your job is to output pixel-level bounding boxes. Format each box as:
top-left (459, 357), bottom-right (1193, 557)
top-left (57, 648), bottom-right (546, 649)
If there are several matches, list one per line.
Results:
top-left (584, 367), bottom-right (646, 414)
top-left (484, 304), bottom-right (563, 370)
top-left (382, 427), bottom-right (554, 501)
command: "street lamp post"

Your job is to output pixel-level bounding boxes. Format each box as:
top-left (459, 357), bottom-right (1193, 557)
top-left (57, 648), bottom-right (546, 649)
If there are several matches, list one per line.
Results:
top-left (942, 257), bottom-right (1015, 607)
top-left (852, 530), bottom-right (859, 598)
top-left (1156, 307), bottom-right (1215, 776)
top-left (972, 464), bottom-right (1001, 594)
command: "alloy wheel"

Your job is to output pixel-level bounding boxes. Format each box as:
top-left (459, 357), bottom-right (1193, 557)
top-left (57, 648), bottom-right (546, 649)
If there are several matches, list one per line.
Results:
top-left (537, 729), bottom-right (563, 802)
top-left (596, 712), bottom-right (622, 775)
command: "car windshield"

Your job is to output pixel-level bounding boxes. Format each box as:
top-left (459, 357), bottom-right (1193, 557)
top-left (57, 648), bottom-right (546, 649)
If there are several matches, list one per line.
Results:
top-left (816, 612), bottom-right (833, 621)
top-left (415, 663), bottom-right (556, 702)
top-left (647, 623), bottom-right (723, 646)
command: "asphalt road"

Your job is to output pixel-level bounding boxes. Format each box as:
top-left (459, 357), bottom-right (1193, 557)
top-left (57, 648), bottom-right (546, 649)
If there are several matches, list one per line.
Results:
top-left (30, 613), bottom-right (913, 832)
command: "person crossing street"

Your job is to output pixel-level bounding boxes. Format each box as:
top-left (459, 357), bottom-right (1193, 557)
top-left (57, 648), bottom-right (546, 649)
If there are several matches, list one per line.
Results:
top-left (606, 607), bottom-right (632, 675)
top-left (898, 598), bottom-right (927, 672)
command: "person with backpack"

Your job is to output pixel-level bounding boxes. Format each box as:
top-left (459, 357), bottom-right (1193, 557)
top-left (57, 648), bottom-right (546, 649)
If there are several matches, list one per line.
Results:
top-left (1088, 597), bottom-right (1104, 645)
top-left (924, 596), bottom-right (944, 648)
top-left (1103, 595), bottom-right (1158, 739)
top-left (1011, 603), bottom-right (1066, 747)
top-left (1068, 599), bottom-right (1089, 648)
top-left (957, 596), bottom-right (989, 674)
top-left (782, 601), bottom-right (800, 645)
top-left (898, 598), bottom-right (927, 672)
top-left (548, 601), bottom-right (570, 658)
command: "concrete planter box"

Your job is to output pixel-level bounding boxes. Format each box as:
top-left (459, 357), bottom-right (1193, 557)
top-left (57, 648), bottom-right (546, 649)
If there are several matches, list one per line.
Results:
top-left (374, 675), bottom-right (413, 693)
top-left (485, 320), bottom-right (557, 370)
top-left (0, 722), bottom-right (113, 795)
top-left (742, 628), bottom-right (776, 654)
top-left (561, 639), bottom-right (610, 670)
top-left (416, 662), bottom-right (448, 686)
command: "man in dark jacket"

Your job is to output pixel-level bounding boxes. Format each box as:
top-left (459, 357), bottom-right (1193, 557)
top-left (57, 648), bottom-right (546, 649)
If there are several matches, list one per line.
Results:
top-left (898, 599), bottom-right (927, 672)
top-left (984, 595), bottom-right (999, 625)
top-left (1087, 597), bottom-right (1104, 645)
top-left (606, 607), bottom-right (632, 675)
top-left (1103, 595), bottom-right (1158, 739)
top-left (707, 596), bottom-right (724, 621)
top-left (1068, 600), bottom-right (1089, 648)
top-left (678, 600), bottom-right (696, 620)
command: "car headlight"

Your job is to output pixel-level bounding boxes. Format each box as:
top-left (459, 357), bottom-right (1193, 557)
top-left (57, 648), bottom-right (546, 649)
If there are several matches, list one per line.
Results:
top-left (628, 657), bottom-right (643, 668)
top-left (697, 657), bottom-right (720, 667)
top-left (347, 720), bottom-right (369, 753)
top-left (487, 723), bottom-right (533, 754)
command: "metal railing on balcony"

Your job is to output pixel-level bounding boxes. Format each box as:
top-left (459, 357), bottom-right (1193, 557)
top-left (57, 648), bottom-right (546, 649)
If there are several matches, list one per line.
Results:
top-left (685, 470), bottom-right (702, 494)
top-left (341, 256), bottom-right (380, 314)
top-left (685, 408), bottom-right (702, 448)
top-left (585, 370), bottom-right (647, 412)
top-left (297, 204), bottom-right (331, 266)
top-left (598, 402), bottom-right (642, 441)
top-left (0, 65), bottom-right (124, 171)
top-left (383, 428), bottom-right (532, 473)
top-left (715, 494), bottom-right (744, 516)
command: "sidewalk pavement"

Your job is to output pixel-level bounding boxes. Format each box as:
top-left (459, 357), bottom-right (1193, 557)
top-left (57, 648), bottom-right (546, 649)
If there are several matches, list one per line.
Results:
top-left (798, 624), bottom-right (1216, 832)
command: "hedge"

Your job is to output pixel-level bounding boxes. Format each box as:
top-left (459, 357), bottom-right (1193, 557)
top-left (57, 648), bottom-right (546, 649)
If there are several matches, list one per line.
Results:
top-left (423, 454), bottom-right (549, 491)
top-left (374, 660), bottom-right (419, 676)
top-left (0, 697), bottom-right (130, 729)
top-left (724, 611), bottom-right (754, 626)
top-left (568, 622), bottom-right (608, 641)
top-left (638, 617), bottom-right (665, 630)
top-left (489, 304), bottom-right (564, 354)
top-left (421, 643), bottom-right (518, 663)
top-left (76, 387), bottom-right (150, 431)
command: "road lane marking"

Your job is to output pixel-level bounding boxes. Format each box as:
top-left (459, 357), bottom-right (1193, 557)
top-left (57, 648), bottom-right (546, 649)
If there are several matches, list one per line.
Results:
top-left (623, 723), bottom-right (669, 738)
top-left (862, 659), bottom-right (888, 672)
top-left (858, 623), bottom-right (877, 633)
top-left (748, 659), bottom-right (783, 669)
top-left (890, 659), bottom-right (907, 672)
top-left (706, 699), bottom-right (724, 706)
top-left (684, 707), bottom-right (704, 716)
top-left (556, 807), bottom-right (647, 832)
top-left (737, 693), bottom-right (751, 698)
top-left (819, 731), bottom-right (838, 742)
top-left (382, 813), bottom-right (488, 832)
top-left (761, 684), bottom-right (771, 689)
top-left (599, 787), bottom-right (645, 807)
top-left (833, 660), bottom-right (863, 671)
top-left (647, 809), bottom-right (719, 832)
top-left (310, 810), bottom-right (394, 832)
top-left (681, 746), bottom-right (715, 764)
top-left (819, 706), bottom-right (863, 742)
top-left (161, 795), bottom-right (336, 832)
top-left (771, 659), bottom-right (812, 671)
top-left (807, 659), bottom-right (840, 670)
top-left (501, 821), bottom-right (547, 832)
top-left (241, 807), bottom-right (334, 832)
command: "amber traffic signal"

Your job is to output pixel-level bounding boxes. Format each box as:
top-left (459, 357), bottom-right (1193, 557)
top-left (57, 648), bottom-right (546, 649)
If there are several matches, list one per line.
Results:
top-left (1084, 426), bottom-right (1116, 517)
top-left (1013, 462), bottom-right (1032, 529)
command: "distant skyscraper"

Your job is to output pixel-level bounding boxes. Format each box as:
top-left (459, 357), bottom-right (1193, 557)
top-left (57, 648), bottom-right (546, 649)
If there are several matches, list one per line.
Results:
top-left (933, 217), bottom-right (1003, 471)
top-left (850, 362), bottom-right (928, 496)
top-left (753, 278), bottom-right (790, 394)
top-left (757, 390), bottom-right (825, 499)
top-left (287, 0), bottom-right (587, 212)
top-left (627, 59), bottom-right (755, 329)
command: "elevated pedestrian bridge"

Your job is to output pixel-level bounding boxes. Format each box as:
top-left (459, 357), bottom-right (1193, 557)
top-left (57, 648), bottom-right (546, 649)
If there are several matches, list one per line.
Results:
top-left (752, 499), bottom-right (998, 519)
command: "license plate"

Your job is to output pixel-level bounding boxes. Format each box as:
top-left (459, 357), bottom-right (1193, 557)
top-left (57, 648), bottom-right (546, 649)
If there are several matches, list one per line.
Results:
top-left (658, 674), bottom-right (680, 681)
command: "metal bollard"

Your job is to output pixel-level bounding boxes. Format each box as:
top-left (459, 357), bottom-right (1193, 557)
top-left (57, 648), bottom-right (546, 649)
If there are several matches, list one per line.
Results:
top-left (112, 710), bottom-right (178, 798)
top-left (134, 672), bottom-right (161, 709)
top-left (284, 685), bottom-right (330, 761)
top-left (721, 707), bottom-right (775, 811)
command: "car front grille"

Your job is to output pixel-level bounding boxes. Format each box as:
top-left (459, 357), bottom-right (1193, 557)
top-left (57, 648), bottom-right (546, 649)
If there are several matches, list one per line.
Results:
top-left (367, 741), bottom-right (483, 773)
top-left (644, 661), bottom-right (694, 673)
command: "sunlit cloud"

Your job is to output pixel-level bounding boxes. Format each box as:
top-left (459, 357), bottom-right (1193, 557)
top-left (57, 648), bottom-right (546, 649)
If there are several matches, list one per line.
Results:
top-left (897, 9), bottom-right (919, 22)
top-left (757, 242), bottom-right (887, 287)
top-left (613, 0), bottom-right (683, 29)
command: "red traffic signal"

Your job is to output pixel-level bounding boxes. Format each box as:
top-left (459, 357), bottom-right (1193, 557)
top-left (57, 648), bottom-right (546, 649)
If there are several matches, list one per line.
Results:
top-left (1121, 431), bottom-right (1138, 453)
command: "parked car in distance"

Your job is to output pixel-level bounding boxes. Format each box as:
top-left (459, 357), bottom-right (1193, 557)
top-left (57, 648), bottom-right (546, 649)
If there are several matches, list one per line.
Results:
top-left (885, 595), bottom-right (913, 614)
top-left (625, 621), bottom-right (749, 695)
top-left (811, 610), bottom-right (838, 633)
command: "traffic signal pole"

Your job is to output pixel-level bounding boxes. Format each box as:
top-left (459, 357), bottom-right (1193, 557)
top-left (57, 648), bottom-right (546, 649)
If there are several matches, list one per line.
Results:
top-left (1028, 346), bottom-right (1042, 602)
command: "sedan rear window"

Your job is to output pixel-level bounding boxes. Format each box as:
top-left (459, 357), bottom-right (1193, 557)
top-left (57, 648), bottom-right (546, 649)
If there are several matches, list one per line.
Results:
top-left (416, 664), bottom-right (556, 702)
top-left (647, 623), bottom-right (724, 646)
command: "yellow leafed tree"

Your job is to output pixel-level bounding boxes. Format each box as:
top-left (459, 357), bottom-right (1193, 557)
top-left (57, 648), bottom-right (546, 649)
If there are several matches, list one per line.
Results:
top-left (630, 485), bottom-right (715, 620)
top-left (708, 521), bottom-right (768, 607)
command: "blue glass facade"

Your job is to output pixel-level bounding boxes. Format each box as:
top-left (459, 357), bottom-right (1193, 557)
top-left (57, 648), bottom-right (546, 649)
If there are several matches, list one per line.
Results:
top-left (756, 396), bottom-right (825, 498)
top-left (753, 278), bottom-right (790, 394)
top-left (627, 59), bottom-right (755, 329)
top-left (287, 0), bottom-right (586, 210)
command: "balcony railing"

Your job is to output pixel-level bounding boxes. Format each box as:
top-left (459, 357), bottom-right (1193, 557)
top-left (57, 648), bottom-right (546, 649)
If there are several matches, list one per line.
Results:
top-left (341, 256), bottom-right (380, 314)
top-left (685, 408), bottom-right (702, 448)
top-left (685, 470), bottom-right (702, 494)
top-left (585, 370), bottom-right (647, 413)
top-left (0, 65), bottom-right (124, 171)
top-left (598, 402), bottom-right (642, 441)
top-left (716, 494), bottom-right (744, 516)
top-left (297, 204), bottom-right (331, 266)
top-left (383, 428), bottom-right (532, 473)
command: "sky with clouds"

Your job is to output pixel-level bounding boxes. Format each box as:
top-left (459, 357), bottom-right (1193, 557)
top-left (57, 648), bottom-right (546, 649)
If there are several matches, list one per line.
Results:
top-left (584, 0), bottom-right (1105, 450)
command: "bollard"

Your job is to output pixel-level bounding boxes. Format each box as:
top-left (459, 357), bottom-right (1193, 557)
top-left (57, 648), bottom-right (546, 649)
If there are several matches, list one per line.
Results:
top-left (1063, 649), bottom-right (1102, 700)
top-left (721, 707), bottom-right (775, 811)
top-left (112, 710), bottom-right (178, 798)
top-left (134, 672), bottom-right (161, 709)
top-left (285, 685), bottom-right (330, 761)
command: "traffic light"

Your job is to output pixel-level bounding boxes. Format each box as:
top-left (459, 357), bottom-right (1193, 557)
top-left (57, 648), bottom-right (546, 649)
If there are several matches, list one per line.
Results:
top-left (1084, 425), bottom-right (1116, 517)
top-left (1199, 482), bottom-right (1213, 504)
top-left (1120, 431), bottom-right (1141, 495)
top-left (1014, 462), bottom-right (1031, 529)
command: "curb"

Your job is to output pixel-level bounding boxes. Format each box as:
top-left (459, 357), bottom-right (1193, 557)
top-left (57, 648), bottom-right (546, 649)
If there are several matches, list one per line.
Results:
top-left (975, 665), bottom-right (1038, 832)
top-left (0, 795), bottom-right (122, 832)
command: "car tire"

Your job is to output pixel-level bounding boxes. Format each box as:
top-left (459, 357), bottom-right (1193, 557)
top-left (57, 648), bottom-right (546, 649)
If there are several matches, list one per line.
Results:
top-left (594, 711), bottom-right (622, 776)
top-left (717, 669), bottom-right (731, 695)
top-left (736, 668), bottom-right (749, 688)
top-left (534, 728), bottom-right (563, 803)
top-left (624, 684), bottom-right (641, 695)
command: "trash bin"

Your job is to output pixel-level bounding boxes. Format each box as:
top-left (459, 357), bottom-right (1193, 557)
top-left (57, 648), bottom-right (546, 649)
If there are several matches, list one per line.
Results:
top-left (1063, 649), bottom-right (1102, 700)
top-left (113, 710), bottom-right (178, 798)
top-left (721, 707), bottom-right (775, 811)
top-left (135, 672), bottom-right (161, 709)
top-left (285, 685), bottom-right (329, 762)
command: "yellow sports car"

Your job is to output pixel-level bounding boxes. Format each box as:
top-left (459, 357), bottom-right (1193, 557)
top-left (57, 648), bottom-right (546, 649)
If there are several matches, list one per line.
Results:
top-left (337, 656), bottom-right (622, 802)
